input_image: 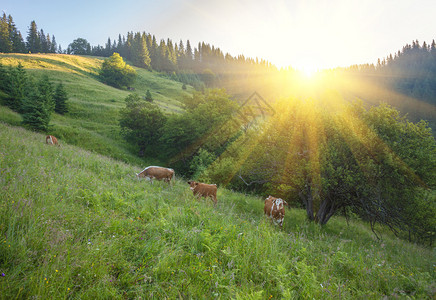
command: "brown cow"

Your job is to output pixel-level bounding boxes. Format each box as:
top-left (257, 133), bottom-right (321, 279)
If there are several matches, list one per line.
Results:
top-left (46, 135), bottom-right (59, 146)
top-left (136, 166), bottom-right (174, 184)
top-left (264, 196), bottom-right (287, 228)
top-left (187, 181), bottom-right (217, 205)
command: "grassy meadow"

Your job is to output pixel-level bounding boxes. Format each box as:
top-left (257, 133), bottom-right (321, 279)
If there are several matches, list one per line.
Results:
top-left (0, 122), bottom-right (434, 299)
top-left (0, 53), bottom-right (194, 166)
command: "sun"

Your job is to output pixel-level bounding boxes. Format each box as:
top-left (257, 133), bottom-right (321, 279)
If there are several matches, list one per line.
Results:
top-left (299, 65), bottom-right (318, 78)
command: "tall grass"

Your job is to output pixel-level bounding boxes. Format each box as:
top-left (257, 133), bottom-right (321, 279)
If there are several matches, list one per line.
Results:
top-left (0, 123), bottom-right (434, 299)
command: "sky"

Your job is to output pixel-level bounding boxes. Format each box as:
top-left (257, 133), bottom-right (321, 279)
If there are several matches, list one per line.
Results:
top-left (3, 0), bottom-right (436, 71)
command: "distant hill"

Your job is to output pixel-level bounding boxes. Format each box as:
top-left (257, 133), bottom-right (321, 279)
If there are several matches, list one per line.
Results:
top-left (0, 53), bottom-right (194, 165)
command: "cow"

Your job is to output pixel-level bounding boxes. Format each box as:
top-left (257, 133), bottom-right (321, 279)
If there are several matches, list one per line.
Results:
top-left (46, 135), bottom-right (59, 146)
top-left (136, 166), bottom-right (174, 184)
top-left (187, 181), bottom-right (217, 205)
top-left (264, 196), bottom-right (287, 228)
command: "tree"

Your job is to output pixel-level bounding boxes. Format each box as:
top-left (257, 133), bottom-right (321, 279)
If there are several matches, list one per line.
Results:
top-left (21, 75), bottom-right (54, 132)
top-left (8, 15), bottom-right (26, 53)
top-left (6, 63), bottom-right (28, 112)
top-left (68, 38), bottom-right (91, 55)
top-left (53, 82), bottom-right (69, 114)
top-left (145, 89), bottom-right (153, 102)
top-left (119, 93), bottom-right (167, 156)
top-left (130, 32), bottom-right (151, 68)
top-left (39, 29), bottom-right (48, 52)
top-left (26, 21), bottom-right (40, 53)
top-left (99, 53), bottom-right (137, 89)
top-left (0, 13), bottom-right (12, 53)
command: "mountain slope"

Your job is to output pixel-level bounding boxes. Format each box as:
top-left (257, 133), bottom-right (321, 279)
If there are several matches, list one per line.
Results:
top-left (0, 123), bottom-right (434, 299)
top-left (0, 53), bottom-right (194, 165)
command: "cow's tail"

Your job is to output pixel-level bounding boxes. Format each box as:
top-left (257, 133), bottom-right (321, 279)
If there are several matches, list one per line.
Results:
top-left (135, 173), bottom-right (140, 181)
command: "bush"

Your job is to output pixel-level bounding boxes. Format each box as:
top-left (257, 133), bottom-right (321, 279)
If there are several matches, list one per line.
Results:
top-left (99, 53), bottom-right (136, 89)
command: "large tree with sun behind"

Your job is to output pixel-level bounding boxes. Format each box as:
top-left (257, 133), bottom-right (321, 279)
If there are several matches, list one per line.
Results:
top-left (197, 97), bottom-right (435, 244)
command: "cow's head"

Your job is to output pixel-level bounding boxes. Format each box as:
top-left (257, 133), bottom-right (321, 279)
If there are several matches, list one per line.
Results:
top-left (187, 181), bottom-right (198, 190)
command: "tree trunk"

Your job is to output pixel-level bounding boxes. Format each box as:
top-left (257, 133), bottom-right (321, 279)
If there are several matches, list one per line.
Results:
top-left (316, 198), bottom-right (337, 225)
top-left (299, 187), bottom-right (315, 221)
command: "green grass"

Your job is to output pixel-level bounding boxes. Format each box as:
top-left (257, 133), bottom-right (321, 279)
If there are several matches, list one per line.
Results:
top-left (0, 53), bottom-right (194, 166)
top-left (0, 122), bottom-right (434, 299)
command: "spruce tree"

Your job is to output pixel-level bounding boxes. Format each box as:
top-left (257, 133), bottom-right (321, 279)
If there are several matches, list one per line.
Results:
top-left (0, 13), bottom-right (12, 53)
top-left (26, 21), bottom-right (40, 53)
top-left (130, 32), bottom-right (150, 68)
top-left (21, 75), bottom-right (54, 132)
top-left (53, 82), bottom-right (69, 114)
top-left (50, 35), bottom-right (57, 53)
top-left (145, 89), bottom-right (153, 102)
top-left (7, 63), bottom-right (28, 112)
top-left (40, 29), bottom-right (48, 52)
top-left (9, 15), bottom-right (26, 53)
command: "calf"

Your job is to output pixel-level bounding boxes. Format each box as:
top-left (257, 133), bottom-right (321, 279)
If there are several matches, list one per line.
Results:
top-left (46, 135), bottom-right (59, 146)
top-left (187, 181), bottom-right (217, 205)
top-left (136, 166), bottom-right (174, 184)
top-left (264, 196), bottom-right (287, 228)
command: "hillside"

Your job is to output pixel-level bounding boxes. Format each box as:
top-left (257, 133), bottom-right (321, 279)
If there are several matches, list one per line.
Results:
top-left (0, 53), bottom-right (194, 165)
top-left (0, 122), bottom-right (434, 299)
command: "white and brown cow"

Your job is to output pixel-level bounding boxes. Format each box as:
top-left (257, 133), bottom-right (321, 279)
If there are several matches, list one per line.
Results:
top-left (136, 166), bottom-right (174, 184)
top-left (46, 135), bottom-right (59, 146)
top-left (187, 181), bottom-right (217, 205)
top-left (264, 195), bottom-right (287, 228)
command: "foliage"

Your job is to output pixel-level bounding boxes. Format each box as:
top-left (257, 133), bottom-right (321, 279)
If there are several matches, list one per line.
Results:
top-left (203, 99), bottom-right (436, 244)
top-left (0, 123), bottom-right (434, 299)
top-left (119, 93), bottom-right (167, 156)
top-left (5, 63), bottom-right (28, 112)
top-left (68, 38), bottom-right (91, 55)
top-left (159, 89), bottom-right (240, 173)
top-left (21, 75), bottom-right (54, 131)
top-left (53, 82), bottom-right (69, 114)
top-left (99, 53), bottom-right (136, 89)
top-left (145, 89), bottom-right (153, 102)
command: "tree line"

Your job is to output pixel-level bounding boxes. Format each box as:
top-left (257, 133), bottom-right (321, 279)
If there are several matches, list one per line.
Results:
top-left (344, 39), bottom-right (436, 104)
top-left (0, 62), bottom-right (68, 131)
top-left (0, 14), bottom-right (59, 54)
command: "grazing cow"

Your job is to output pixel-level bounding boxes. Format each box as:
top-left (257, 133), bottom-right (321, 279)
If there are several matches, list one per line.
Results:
top-left (136, 166), bottom-right (174, 184)
top-left (46, 135), bottom-right (59, 146)
top-left (187, 181), bottom-right (217, 205)
top-left (264, 196), bottom-right (287, 228)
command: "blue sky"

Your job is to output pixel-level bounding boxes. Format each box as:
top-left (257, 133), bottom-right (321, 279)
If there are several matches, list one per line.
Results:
top-left (3, 0), bottom-right (436, 71)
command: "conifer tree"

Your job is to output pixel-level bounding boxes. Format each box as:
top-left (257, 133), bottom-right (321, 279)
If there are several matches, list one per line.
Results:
top-left (40, 29), bottom-right (48, 52)
top-left (7, 63), bottom-right (28, 112)
top-left (50, 35), bottom-right (57, 53)
top-left (130, 32), bottom-right (151, 68)
top-left (150, 35), bottom-right (159, 69)
top-left (0, 13), bottom-right (12, 53)
top-left (105, 37), bottom-right (112, 56)
top-left (21, 75), bottom-right (54, 132)
top-left (26, 21), bottom-right (40, 53)
top-left (9, 15), bottom-right (26, 53)
top-left (53, 82), bottom-right (69, 114)
top-left (145, 89), bottom-right (153, 102)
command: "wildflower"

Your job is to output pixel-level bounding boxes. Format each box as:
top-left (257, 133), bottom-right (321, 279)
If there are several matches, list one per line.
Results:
top-left (56, 270), bottom-right (58, 272)
top-left (1, 273), bottom-right (5, 277)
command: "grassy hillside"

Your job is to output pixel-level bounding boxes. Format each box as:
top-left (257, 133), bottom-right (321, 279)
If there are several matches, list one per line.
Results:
top-left (0, 122), bottom-right (434, 299)
top-left (0, 53), bottom-right (194, 165)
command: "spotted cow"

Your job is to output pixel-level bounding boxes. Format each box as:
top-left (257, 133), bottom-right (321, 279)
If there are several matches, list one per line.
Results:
top-left (46, 135), bottom-right (59, 146)
top-left (264, 196), bottom-right (287, 228)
